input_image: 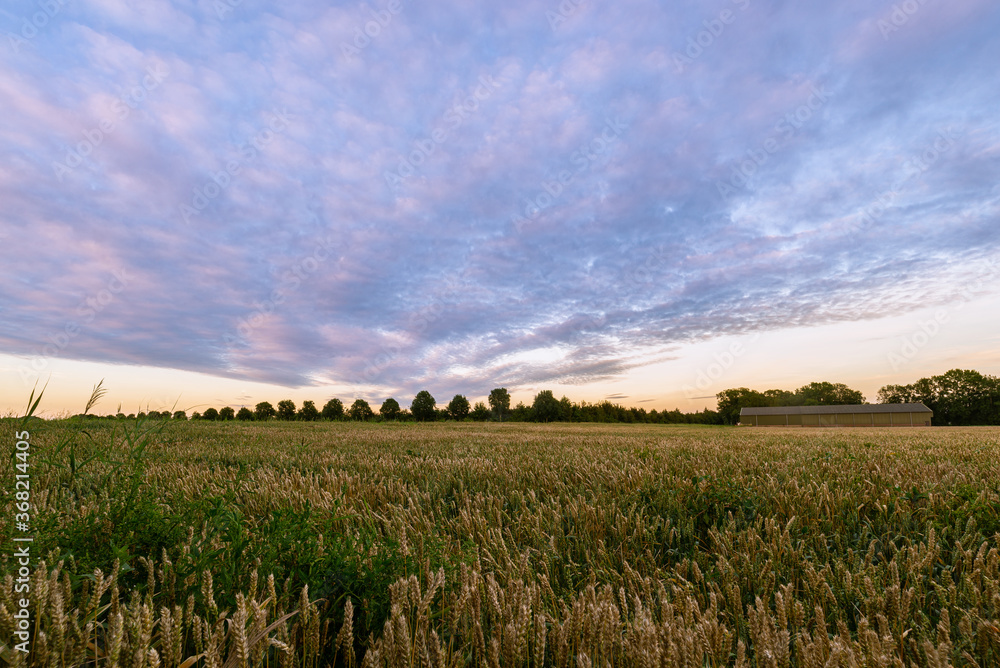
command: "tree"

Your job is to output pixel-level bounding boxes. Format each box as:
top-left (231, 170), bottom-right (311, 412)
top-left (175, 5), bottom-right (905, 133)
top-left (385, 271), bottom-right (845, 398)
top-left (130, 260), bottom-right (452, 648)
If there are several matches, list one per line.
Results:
top-left (471, 402), bottom-right (490, 421)
top-left (532, 390), bottom-right (561, 422)
top-left (277, 400), bottom-right (296, 420)
top-left (220, 406), bottom-right (235, 421)
top-left (447, 394), bottom-right (471, 420)
top-left (488, 388), bottom-right (511, 421)
top-left (716, 388), bottom-right (768, 425)
top-left (298, 400), bottom-right (320, 421)
top-left (190, 412), bottom-right (200, 420)
top-left (173, 410), bottom-right (187, 420)
top-left (349, 398), bottom-right (374, 421)
top-left (716, 382), bottom-right (867, 425)
top-left (254, 401), bottom-right (276, 421)
top-left (411, 391), bottom-right (437, 421)
top-left (796, 381), bottom-right (865, 405)
top-left (380, 398), bottom-right (401, 421)
top-left (928, 369), bottom-right (998, 425)
top-left (203, 407), bottom-right (219, 421)
top-left (876, 384), bottom-right (911, 404)
top-left (558, 396), bottom-right (574, 421)
top-left (510, 402), bottom-right (530, 421)
top-left (322, 398), bottom-right (344, 421)
top-left (692, 408), bottom-right (724, 425)
top-left (236, 407), bottom-right (254, 421)
top-left (762, 389), bottom-right (797, 406)
top-left (877, 369), bottom-right (1000, 425)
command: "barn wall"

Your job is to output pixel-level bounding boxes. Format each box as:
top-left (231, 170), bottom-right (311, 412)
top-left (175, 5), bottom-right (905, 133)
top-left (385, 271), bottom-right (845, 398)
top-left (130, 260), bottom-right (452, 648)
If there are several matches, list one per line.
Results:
top-left (757, 415), bottom-right (786, 426)
top-left (742, 411), bottom-right (932, 426)
top-left (907, 412), bottom-right (932, 426)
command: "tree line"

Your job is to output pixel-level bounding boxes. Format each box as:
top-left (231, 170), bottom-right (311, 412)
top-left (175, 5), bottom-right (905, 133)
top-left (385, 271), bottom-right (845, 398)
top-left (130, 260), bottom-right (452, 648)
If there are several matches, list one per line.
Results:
top-left (877, 368), bottom-right (1000, 426)
top-left (117, 387), bottom-right (724, 424)
top-left (715, 381), bottom-right (865, 425)
top-left (80, 368), bottom-right (1000, 426)
top-left (715, 369), bottom-right (1000, 426)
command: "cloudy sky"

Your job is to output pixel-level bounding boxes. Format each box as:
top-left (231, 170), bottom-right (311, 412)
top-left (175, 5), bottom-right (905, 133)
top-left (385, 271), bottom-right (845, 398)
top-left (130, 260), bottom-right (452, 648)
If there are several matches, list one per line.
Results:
top-left (2, 0), bottom-right (999, 416)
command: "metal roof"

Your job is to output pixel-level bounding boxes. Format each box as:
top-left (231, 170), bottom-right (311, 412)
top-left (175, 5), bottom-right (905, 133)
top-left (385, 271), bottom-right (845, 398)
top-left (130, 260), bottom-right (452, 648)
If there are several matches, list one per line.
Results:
top-left (740, 403), bottom-right (931, 416)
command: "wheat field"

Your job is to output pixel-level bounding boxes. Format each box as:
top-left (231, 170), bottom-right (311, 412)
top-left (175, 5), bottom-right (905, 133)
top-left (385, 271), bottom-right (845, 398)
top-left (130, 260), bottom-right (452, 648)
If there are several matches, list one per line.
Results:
top-left (2, 419), bottom-right (999, 667)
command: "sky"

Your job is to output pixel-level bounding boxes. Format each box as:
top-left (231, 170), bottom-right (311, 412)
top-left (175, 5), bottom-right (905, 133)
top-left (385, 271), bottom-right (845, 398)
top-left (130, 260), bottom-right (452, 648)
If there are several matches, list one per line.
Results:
top-left (2, 0), bottom-right (999, 417)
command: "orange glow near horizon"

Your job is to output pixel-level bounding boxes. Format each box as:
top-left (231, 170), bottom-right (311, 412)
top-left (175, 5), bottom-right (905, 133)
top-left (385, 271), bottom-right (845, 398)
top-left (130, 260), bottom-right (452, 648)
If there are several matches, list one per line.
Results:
top-left (3, 291), bottom-right (998, 418)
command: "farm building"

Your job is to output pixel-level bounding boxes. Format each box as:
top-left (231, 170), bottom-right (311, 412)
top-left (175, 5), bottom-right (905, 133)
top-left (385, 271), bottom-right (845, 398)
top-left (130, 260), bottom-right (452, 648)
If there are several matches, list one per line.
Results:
top-left (740, 403), bottom-right (932, 426)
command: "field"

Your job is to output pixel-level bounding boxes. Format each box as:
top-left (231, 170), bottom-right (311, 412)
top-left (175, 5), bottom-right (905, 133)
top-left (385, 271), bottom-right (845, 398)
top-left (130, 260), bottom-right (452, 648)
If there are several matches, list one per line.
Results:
top-left (2, 420), bottom-right (1000, 667)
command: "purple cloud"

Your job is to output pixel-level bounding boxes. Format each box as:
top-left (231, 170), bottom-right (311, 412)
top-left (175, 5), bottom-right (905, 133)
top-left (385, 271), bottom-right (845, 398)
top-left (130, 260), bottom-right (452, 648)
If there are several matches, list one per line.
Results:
top-left (2, 0), bottom-right (999, 398)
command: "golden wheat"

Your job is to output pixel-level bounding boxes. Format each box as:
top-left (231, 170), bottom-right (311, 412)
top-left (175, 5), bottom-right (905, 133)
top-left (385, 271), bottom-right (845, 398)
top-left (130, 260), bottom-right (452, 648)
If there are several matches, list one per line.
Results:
top-left (1, 421), bottom-right (999, 666)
